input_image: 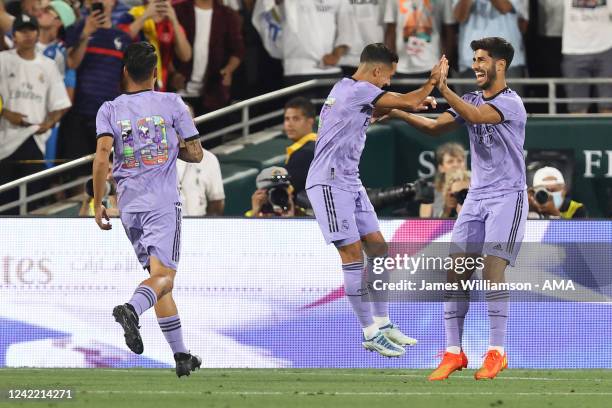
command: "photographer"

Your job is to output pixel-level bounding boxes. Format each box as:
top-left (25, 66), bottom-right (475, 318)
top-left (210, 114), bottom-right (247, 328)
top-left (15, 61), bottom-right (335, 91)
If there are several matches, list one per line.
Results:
top-left (441, 169), bottom-right (470, 218)
top-left (528, 166), bottom-right (588, 219)
top-left (79, 163), bottom-right (118, 216)
top-left (419, 142), bottom-right (467, 218)
top-left (245, 166), bottom-right (305, 217)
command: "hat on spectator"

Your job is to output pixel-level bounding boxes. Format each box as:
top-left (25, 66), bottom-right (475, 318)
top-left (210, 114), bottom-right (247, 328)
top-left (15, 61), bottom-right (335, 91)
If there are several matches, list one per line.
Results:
top-left (256, 167), bottom-right (291, 189)
top-left (50, 0), bottom-right (77, 28)
top-left (533, 166), bottom-right (565, 187)
top-left (13, 14), bottom-right (39, 32)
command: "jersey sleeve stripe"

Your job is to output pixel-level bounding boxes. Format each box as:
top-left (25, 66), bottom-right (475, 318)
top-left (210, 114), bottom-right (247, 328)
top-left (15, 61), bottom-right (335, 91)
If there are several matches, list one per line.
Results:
top-left (486, 103), bottom-right (505, 122)
top-left (184, 134), bottom-right (200, 142)
top-left (446, 109), bottom-right (457, 117)
top-left (372, 91), bottom-right (387, 105)
top-left (96, 133), bottom-right (113, 139)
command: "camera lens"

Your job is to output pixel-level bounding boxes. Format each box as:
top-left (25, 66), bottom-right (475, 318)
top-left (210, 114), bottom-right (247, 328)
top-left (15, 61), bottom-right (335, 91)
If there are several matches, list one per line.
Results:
top-left (535, 189), bottom-right (549, 205)
top-left (268, 187), bottom-right (290, 211)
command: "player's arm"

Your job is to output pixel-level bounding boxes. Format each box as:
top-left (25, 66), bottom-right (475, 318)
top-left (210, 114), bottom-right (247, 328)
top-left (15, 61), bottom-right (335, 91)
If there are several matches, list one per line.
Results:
top-left (93, 136), bottom-right (113, 230)
top-left (374, 55), bottom-right (446, 111)
top-left (389, 110), bottom-right (460, 136)
top-left (440, 87), bottom-right (502, 124)
top-left (178, 136), bottom-right (204, 163)
top-left (374, 82), bottom-right (436, 112)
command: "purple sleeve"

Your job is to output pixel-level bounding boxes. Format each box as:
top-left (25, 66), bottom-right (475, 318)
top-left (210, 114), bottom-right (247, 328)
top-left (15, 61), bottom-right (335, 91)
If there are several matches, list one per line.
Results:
top-left (351, 81), bottom-right (386, 107)
top-left (173, 96), bottom-right (199, 141)
top-left (96, 102), bottom-right (114, 139)
top-left (485, 93), bottom-right (524, 123)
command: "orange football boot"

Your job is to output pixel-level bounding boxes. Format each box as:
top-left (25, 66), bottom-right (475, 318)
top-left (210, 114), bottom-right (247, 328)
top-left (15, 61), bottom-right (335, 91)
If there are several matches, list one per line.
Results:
top-left (428, 350), bottom-right (468, 381)
top-left (474, 350), bottom-right (508, 380)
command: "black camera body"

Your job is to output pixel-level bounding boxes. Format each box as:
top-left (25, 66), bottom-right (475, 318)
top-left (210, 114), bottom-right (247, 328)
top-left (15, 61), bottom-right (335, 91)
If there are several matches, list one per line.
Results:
top-left (264, 186), bottom-right (290, 213)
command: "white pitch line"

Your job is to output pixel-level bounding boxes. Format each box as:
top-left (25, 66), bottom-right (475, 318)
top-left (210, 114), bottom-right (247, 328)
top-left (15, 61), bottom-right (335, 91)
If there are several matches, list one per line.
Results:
top-left (11, 369), bottom-right (611, 382)
top-left (80, 390), bottom-right (612, 396)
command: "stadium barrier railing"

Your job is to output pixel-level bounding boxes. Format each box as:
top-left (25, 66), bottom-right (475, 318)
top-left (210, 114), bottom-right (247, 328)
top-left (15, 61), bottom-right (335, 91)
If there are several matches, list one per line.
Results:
top-left (1, 78), bottom-right (612, 215)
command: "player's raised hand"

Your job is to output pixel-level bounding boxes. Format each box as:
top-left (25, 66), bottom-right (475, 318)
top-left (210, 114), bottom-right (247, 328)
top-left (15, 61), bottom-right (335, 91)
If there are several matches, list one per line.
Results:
top-left (437, 58), bottom-right (450, 92)
top-left (429, 55), bottom-right (447, 86)
top-left (415, 96), bottom-right (437, 112)
top-left (95, 205), bottom-right (112, 230)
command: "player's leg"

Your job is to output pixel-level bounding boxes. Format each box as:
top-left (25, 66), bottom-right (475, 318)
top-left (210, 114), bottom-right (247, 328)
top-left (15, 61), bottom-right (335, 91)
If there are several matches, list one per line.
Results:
top-left (306, 185), bottom-right (403, 357)
top-left (112, 212), bottom-right (151, 355)
top-left (475, 190), bottom-right (528, 380)
top-left (429, 197), bottom-right (484, 381)
top-left (357, 187), bottom-right (417, 347)
top-left (150, 258), bottom-right (202, 378)
top-left (337, 240), bottom-right (404, 358)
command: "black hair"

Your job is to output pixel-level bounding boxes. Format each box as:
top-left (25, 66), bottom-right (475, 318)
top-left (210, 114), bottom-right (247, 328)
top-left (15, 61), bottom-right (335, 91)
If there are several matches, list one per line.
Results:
top-left (470, 37), bottom-right (514, 70)
top-left (360, 43), bottom-right (399, 65)
top-left (284, 97), bottom-right (315, 119)
top-left (123, 42), bottom-right (157, 83)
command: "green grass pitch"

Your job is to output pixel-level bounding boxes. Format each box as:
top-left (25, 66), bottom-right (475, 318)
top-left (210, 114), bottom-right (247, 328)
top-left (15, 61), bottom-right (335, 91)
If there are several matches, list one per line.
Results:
top-left (1, 369), bottom-right (611, 408)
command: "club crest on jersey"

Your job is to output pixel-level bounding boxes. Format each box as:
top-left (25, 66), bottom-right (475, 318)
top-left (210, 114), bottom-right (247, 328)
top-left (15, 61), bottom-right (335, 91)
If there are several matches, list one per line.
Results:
top-left (324, 97), bottom-right (335, 106)
top-left (114, 37), bottom-right (123, 50)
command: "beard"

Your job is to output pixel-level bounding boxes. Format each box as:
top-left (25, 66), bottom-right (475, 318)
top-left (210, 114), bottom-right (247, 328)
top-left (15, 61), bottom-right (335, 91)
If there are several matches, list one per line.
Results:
top-left (478, 66), bottom-right (497, 90)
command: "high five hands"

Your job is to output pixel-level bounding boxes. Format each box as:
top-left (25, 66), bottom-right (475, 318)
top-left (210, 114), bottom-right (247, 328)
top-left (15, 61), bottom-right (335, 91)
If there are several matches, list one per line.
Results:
top-left (429, 55), bottom-right (449, 91)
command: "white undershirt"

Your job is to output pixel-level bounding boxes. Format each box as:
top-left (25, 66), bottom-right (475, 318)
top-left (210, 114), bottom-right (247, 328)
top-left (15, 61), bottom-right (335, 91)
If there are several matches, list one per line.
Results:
top-left (185, 7), bottom-right (213, 96)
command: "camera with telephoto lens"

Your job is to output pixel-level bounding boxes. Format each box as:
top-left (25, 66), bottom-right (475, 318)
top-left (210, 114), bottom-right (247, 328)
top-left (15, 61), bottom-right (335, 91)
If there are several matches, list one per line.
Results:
top-left (85, 178), bottom-right (116, 199)
top-left (367, 178), bottom-right (435, 210)
top-left (534, 188), bottom-right (550, 205)
top-left (266, 184), bottom-right (291, 213)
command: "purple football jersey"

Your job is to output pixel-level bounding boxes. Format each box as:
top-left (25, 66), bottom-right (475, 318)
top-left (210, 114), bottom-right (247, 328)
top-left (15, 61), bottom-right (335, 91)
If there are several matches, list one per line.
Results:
top-left (306, 78), bottom-right (385, 192)
top-left (96, 90), bottom-right (199, 212)
top-left (447, 88), bottom-right (527, 200)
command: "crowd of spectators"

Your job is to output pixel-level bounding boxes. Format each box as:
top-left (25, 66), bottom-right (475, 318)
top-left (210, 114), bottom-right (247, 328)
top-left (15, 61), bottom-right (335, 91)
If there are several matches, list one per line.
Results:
top-left (0, 0), bottom-right (608, 216)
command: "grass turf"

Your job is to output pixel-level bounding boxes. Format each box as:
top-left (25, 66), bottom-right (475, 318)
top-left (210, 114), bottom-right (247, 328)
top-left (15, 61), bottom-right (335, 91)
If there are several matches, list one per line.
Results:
top-left (1, 369), bottom-right (611, 408)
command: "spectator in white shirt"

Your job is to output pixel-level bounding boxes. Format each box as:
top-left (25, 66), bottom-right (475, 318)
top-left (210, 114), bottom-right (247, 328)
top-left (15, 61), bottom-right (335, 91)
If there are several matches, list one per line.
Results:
top-left (561, 0), bottom-right (612, 113)
top-left (0, 14), bottom-right (71, 213)
top-left (384, 0), bottom-right (455, 86)
top-left (339, 0), bottom-right (386, 77)
top-left (255, 0), bottom-right (359, 92)
top-left (177, 149), bottom-right (225, 216)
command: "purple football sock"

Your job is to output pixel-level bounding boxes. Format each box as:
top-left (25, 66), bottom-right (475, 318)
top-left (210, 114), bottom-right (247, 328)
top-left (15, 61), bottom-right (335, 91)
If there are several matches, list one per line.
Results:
top-left (158, 314), bottom-right (188, 354)
top-left (127, 284), bottom-right (157, 316)
top-left (486, 290), bottom-right (510, 347)
top-left (366, 255), bottom-right (389, 318)
top-left (444, 289), bottom-right (470, 348)
top-left (343, 262), bottom-right (374, 328)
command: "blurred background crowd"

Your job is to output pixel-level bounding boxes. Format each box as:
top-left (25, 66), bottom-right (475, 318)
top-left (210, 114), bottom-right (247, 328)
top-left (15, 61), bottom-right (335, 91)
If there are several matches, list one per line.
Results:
top-left (0, 0), bottom-right (610, 218)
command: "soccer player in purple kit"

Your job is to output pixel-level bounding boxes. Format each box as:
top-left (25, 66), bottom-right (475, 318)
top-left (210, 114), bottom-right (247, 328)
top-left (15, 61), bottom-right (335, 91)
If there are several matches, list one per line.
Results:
top-left (92, 42), bottom-right (204, 377)
top-left (306, 43), bottom-right (444, 357)
top-left (389, 37), bottom-right (528, 380)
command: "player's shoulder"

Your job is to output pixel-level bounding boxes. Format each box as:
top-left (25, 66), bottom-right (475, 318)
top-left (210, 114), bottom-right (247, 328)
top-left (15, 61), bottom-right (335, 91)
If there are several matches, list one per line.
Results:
top-left (461, 90), bottom-right (482, 102)
top-left (496, 88), bottom-right (526, 111)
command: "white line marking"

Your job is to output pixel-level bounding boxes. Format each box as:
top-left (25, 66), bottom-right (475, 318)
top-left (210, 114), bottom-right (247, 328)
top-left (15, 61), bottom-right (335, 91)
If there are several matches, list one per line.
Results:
top-left (81, 390), bottom-right (612, 396)
top-left (7, 369), bottom-right (611, 382)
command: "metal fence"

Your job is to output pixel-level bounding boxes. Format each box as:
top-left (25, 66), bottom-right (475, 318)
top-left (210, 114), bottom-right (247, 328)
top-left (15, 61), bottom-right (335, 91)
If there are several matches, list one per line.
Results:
top-left (2, 77), bottom-right (612, 215)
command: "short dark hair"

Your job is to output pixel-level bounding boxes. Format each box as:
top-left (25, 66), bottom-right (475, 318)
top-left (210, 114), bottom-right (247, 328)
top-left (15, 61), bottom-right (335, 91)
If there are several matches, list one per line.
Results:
top-left (360, 43), bottom-right (399, 65)
top-left (123, 42), bottom-right (157, 83)
top-left (470, 37), bottom-right (514, 70)
top-left (284, 97), bottom-right (315, 119)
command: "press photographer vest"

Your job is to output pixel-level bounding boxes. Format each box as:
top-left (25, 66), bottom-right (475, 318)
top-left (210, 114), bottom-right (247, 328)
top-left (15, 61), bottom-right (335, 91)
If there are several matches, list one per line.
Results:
top-left (560, 200), bottom-right (584, 219)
